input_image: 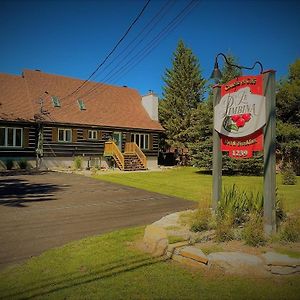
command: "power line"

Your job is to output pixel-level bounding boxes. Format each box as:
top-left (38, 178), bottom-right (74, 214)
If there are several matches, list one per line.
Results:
top-left (77, 0), bottom-right (199, 100)
top-left (61, 0), bottom-right (152, 100)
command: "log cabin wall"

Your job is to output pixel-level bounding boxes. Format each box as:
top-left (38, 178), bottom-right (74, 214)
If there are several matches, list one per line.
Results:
top-left (42, 124), bottom-right (159, 159)
top-left (0, 121), bottom-right (36, 158)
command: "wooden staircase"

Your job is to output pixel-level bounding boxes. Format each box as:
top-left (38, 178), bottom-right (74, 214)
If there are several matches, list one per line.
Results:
top-left (104, 141), bottom-right (147, 171)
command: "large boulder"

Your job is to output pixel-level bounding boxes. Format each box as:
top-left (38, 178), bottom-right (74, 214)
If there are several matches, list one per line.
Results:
top-left (143, 225), bottom-right (168, 256)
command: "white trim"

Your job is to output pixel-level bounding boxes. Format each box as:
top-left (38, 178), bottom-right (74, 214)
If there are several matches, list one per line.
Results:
top-left (58, 128), bottom-right (72, 143)
top-left (130, 133), bottom-right (149, 150)
top-left (0, 127), bottom-right (23, 148)
top-left (88, 130), bottom-right (97, 140)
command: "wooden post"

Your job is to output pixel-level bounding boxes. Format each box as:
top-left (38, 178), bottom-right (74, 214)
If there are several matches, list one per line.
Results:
top-left (212, 84), bottom-right (222, 211)
top-left (263, 70), bottom-right (276, 235)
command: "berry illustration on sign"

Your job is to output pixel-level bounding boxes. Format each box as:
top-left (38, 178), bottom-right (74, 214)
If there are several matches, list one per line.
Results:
top-left (214, 75), bottom-right (265, 158)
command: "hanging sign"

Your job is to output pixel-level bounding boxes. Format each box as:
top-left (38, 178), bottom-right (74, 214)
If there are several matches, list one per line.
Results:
top-left (214, 75), bottom-right (265, 158)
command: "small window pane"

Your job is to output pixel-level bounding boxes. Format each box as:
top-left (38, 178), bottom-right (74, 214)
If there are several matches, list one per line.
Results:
top-left (7, 128), bottom-right (13, 146)
top-left (65, 130), bottom-right (71, 142)
top-left (140, 134), bottom-right (144, 149)
top-left (52, 96), bottom-right (61, 107)
top-left (15, 129), bottom-right (22, 146)
top-left (131, 134), bottom-right (134, 142)
top-left (58, 130), bottom-right (64, 141)
top-left (145, 135), bottom-right (149, 149)
top-left (0, 128), bottom-right (5, 146)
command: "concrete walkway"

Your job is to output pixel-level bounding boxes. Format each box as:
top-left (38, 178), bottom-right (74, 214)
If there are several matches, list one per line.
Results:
top-left (0, 172), bottom-right (196, 270)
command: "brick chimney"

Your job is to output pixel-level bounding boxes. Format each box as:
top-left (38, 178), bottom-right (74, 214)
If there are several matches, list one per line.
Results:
top-left (142, 90), bottom-right (158, 121)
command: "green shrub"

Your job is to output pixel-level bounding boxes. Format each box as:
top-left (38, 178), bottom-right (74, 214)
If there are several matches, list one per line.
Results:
top-left (282, 165), bottom-right (297, 185)
top-left (217, 184), bottom-right (263, 226)
top-left (242, 213), bottom-right (266, 247)
top-left (73, 156), bottom-right (83, 170)
top-left (6, 159), bottom-right (14, 170)
top-left (18, 159), bottom-right (27, 169)
top-left (279, 216), bottom-right (300, 243)
top-left (190, 201), bottom-right (212, 232)
top-left (215, 213), bottom-right (234, 242)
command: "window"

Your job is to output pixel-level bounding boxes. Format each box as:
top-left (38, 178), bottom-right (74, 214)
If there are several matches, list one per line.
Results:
top-left (131, 133), bottom-right (149, 150)
top-left (51, 96), bottom-right (61, 107)
top-left (58, 128), bottom-right (72, 142)
top-left (77, 99), bottom-right (86, 111)
top-left (88, 130), bottom-right (97, 140)
top-left (0, 127), bottom-right (23, 147)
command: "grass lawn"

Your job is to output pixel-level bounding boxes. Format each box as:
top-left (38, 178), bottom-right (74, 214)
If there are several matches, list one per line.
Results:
top-left (1, 227), bottom-right (300, 300)
top-left (94, 167), bottom-right (300, 212)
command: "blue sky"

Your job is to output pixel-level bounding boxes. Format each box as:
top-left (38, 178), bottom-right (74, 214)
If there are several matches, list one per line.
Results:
top-left (1, 0), bottom-right (300, 97)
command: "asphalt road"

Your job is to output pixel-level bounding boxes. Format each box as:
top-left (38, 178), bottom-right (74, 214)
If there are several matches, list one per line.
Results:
top-left (0, 171), bottom-right (195, 270)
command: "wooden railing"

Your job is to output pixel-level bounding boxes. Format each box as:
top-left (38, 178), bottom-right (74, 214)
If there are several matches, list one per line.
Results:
top-left (125, 142), bottom-right (147, 169)
top-left (104, 141), bottom-right (124, 170)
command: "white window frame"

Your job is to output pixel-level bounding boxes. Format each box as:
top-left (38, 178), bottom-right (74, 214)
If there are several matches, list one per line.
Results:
top-left (58, 128), bottom-right (72, 143)
top-left (131, 133), bottom-right (149, 150)
top-left (0, 127), bottom-right (23, 148)
top-left (88, 130), bottom-right (97, 140)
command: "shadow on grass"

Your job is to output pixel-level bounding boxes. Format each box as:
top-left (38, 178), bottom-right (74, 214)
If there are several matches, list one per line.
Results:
top-left (1, 254), bottom-right (168, 299)
top-left (0, 178), bottom-right (65, 207)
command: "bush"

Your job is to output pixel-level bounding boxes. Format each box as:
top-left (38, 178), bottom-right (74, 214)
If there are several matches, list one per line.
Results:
top-left (190, 201), bottom-right (212, 232)
top-left (18, 159), bottom-right (27, 169)
top-left (217, 184), bottom-right (263, 226)
top-left (279, 216), bottom-right (300, 243)
top-left (215, 213), bottom-right (234, 242)
top-left (73, 156), bottom-right (83, 170)
top-left (6, 159), bottom-right (14, 170)
top-left (282, 165), bottom-right (297, 185)
top-left (242, 213), bottom-right (266, 247)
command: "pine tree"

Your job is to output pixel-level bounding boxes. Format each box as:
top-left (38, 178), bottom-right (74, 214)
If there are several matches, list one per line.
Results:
top-left (276, 59), bottom-right (300, 174)
top-left (159, 40), bottom-right (206, 151)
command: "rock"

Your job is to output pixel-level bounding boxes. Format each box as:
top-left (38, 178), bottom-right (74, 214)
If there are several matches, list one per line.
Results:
top-left (143, 225), bottom-right (168, 256)
top-left (153, 212), bottom-right (181, 228)
top-left (207, 252), bottom-right (266, 275)
top-left (179, 246), bottom-right (208, 264)
top-left (262, 252), bottom-right (300, 267)
top-left (167, 241), bottom-right (190, 255)
top-left (270, 265), bottom-right (300, 275)
top-left (171, 253), bottom-right (208, 269)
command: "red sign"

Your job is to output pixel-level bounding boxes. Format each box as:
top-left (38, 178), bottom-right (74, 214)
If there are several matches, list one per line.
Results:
top-left (221, 129), bottom-right (263, 159)
top-left (218, 75), bottom-right (265, 159)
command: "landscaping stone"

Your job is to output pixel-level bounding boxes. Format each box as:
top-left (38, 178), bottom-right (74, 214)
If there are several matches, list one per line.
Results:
top-left (167, 241), bottom-right (190, 257)
top-left (179, 246), bottom-right (208, 264)
top-left (207, 252), bottom-right (267, 275)
top-left (143, 224), bottom-right (168, 256)
top-left (171, 253), bottom-right (208, 269)
top-left (270, 265), bottom-right (300, 275)
top-left (262, 252), bottom-right (300, 267)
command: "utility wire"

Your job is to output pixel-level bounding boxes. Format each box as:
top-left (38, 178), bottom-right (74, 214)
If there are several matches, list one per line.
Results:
top-left (61, 0), bottom-right (151, 100)
top-left (54, 0), bottom-right (177, 111)
top-left (77, 0), bottom-right (199, 100)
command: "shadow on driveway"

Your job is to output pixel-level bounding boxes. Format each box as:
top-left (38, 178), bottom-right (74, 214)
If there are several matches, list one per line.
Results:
top-left (0, 177), bottom-right (63, 207)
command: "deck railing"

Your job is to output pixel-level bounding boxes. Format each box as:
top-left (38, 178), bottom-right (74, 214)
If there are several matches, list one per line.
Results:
top-left (125, 142), bottom-right (147, 169)
top-left (104, 141), bottom-right (124, 169)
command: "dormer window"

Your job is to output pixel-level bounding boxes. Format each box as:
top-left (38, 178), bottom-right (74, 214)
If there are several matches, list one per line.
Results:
top-left (51, 96), bottom-right (61, 107)
top-left (77, 99), bottom-right (86, 111)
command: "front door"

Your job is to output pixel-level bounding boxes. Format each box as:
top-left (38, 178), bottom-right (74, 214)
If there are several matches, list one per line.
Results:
top-left (113, 132), bottom-right (122, 150)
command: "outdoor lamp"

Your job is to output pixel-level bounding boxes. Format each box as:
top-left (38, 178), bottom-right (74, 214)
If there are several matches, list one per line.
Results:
top-left (210, 52), bottom-right (264, 83)
top-left (210, 59), bottom-right (222, 83)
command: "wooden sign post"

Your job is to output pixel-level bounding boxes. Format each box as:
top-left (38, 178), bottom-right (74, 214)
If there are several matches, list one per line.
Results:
top-left (212, 70), bottom-right (276, 235)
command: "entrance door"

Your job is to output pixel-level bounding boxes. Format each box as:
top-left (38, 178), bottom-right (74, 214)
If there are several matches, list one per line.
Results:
top-left (113, 132), bottom-right (122, 150)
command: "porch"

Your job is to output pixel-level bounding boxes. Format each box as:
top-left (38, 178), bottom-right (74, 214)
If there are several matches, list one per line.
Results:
top-left (104, 141), bottom-right (147, 171)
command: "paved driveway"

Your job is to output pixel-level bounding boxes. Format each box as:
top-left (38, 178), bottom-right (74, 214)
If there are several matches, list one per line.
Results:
top-left (0, 171), bottom-right (195, 270)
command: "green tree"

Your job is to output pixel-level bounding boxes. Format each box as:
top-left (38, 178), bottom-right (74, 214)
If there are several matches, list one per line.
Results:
top-left (276, 59), bottom-right (300, 174)
top-left (159, 40), bottom-right (206, 151)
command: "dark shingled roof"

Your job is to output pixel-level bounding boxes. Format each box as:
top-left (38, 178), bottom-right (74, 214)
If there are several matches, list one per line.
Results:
top-left (0, 70), bottom-right (163, 131)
